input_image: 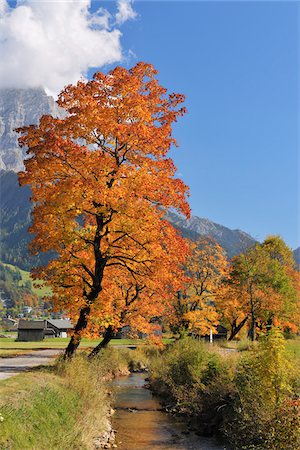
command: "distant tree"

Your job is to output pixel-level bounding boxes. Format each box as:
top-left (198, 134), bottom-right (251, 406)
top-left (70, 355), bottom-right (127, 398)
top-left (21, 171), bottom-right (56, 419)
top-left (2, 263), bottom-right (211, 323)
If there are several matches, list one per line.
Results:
top-left (171, 238), bottom-right (227, 337)
top-left (215, 278), bottom-right (249, 341)
top-left (12, 271), bottom-right (22, 283)
top-left (18, 62), bottom-right (190, 358)
top-left (216, 236), bottom-right (299, 340)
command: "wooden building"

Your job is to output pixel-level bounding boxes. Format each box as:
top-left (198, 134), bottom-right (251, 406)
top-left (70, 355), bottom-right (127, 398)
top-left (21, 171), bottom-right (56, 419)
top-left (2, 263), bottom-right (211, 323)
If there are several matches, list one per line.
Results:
top-left (17, 319), bottom-right (45, 341)
top-left (17, 319), bottom-right (73, 341)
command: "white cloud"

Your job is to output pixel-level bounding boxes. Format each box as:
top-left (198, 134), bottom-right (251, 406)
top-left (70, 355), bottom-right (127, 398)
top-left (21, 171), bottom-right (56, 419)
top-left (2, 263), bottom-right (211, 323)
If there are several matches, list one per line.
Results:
top-left (116, 0), bottom-right (137, 25)
top-left (0, 0), bottom-right (137, 96)
top-left (0, 0), bottom-right (8, 16)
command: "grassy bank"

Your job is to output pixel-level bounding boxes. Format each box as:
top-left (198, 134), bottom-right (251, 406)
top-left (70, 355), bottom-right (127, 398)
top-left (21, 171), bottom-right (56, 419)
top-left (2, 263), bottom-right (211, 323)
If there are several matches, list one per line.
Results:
top-left (0, 355), bottom-right (118, 449)
top-left (286, 336), bottom-right (300, 359)
top-left (0, 346), bottom-right (152, 449)
top-left (148, 332), bottom-right (300, 450)
top-left (219, 336), bottom-right (300, 360)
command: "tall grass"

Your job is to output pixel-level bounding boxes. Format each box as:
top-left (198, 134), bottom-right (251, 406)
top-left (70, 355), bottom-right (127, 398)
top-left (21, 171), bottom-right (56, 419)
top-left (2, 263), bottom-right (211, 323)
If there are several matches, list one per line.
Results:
top-left (149, 338), bottom-right (226, 415)
top-left (0, 346), bottom-right (155, 449)
top-left (0, 356), bottom-right (110, 449)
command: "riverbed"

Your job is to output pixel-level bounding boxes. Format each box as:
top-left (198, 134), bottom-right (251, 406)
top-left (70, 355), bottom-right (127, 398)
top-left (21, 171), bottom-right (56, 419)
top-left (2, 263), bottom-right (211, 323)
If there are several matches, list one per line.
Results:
top-left (112, 373), bottom-right (228, 450)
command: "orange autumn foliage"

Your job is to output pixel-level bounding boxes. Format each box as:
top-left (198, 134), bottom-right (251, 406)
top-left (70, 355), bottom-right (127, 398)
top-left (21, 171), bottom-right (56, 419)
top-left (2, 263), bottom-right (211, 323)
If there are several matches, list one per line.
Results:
top-left (171, 238), bottom-right (227, 336)
top-left (17, 62), bottom-right (190, 356)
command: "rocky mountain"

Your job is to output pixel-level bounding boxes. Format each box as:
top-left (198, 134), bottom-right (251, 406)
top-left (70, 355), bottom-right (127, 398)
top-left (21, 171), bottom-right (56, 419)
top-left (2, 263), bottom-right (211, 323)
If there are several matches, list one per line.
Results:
top-left (294, 247), bottom-right (300, 269)
top-left (165, 211), bottom-right (256, 259)
top-left (0, 88), bottom-right (63, 172)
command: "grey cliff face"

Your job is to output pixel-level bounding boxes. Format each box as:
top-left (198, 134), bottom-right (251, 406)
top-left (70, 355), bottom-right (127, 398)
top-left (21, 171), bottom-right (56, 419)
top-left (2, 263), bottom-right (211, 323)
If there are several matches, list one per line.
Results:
top-left (0, 88), bottom-right (63, 172)
top-left (165, 211), bottom-right (257, 258)
top-left (294, 247), bottom-right (300, 268)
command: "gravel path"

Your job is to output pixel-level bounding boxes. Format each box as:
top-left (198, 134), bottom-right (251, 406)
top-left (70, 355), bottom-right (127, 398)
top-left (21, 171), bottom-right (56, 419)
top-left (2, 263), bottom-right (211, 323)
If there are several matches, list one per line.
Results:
top-left (0, 349), bottom-right (63, 380)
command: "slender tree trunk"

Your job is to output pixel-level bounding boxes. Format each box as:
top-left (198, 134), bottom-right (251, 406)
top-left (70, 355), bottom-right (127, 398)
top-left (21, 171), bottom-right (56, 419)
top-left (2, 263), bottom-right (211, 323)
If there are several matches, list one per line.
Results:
top-left (248, 283), bottom-right (256, 341)
top-left (228, 316), bottom-right (249, 341)
top-left (88, 326), bottom-right (114, 359)
top-left (64, 305), bottom-right (91, 359)
top-left (266, 316), bottom-right (273, 333)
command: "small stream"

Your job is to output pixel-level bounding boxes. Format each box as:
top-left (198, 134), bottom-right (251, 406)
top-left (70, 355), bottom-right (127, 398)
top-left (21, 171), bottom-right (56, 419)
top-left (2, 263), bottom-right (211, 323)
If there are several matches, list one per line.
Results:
top-left (111, 373), bottom-right (228, 450)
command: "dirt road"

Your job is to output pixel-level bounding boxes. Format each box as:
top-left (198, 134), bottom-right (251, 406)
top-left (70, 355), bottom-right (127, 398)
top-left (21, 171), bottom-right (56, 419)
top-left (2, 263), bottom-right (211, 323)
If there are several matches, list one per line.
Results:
top-left (0, 349), bottom-right (62, 380)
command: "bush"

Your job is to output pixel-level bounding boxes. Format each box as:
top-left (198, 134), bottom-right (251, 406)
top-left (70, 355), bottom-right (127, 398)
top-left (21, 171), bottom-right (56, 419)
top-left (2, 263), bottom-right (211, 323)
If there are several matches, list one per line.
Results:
top-left (223, 329), bottom-right (300, 450)
top-left (89, 345), bottom-right (153, 376)
top-left (88, 347), bottom-right (130, 378)
top-left (149, 338), bottom-right (223, 415)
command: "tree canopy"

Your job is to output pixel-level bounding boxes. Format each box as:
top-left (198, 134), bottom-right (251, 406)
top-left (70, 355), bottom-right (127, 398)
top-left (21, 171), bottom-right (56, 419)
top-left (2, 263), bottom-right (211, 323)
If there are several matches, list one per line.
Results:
top-left (18, 62), bottom-right (190, 357)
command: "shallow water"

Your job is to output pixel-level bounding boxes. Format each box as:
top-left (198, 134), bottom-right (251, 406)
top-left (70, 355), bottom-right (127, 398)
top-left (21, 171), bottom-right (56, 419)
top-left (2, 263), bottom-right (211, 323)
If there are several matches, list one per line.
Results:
top-left (112, 373), bottom-right (228, 450)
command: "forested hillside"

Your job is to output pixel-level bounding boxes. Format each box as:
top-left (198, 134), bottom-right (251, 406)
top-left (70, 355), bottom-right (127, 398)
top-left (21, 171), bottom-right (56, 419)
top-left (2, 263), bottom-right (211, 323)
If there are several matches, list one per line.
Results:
top-left (0, 170), bottom-right (51, 270)
top-left (0, 261), bottom-right (51, 316)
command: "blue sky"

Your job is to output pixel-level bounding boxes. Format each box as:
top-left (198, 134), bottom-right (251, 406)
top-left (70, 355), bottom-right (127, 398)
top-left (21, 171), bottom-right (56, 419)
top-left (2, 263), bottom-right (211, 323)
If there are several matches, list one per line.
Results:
top-left (106, 1), bottom-right (299, 249)
top-left (3, 1), bottom-right (299, 249)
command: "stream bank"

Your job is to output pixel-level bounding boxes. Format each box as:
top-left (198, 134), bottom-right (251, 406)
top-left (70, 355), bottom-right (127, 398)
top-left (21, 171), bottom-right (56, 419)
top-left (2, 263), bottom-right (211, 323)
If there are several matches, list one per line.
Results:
top-left (111, 372), bottom-right (228, 450)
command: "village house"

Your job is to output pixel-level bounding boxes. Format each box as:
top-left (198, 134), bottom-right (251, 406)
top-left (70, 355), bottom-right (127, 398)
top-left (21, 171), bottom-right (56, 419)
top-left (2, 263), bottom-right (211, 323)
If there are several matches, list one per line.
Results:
top-left (46, 319), bottom-right (73, 338)
top-left (17, 319), bottom-right (73, 341)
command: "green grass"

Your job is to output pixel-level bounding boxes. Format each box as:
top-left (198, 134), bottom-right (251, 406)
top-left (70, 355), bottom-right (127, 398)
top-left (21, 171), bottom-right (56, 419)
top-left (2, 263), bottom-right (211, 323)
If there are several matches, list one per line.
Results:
top-left (218, 337), bottom-right (300, 359)
top-left (0, 337), bottom-right (141, 348)
top-left (0, 356), bottom-right (110, 449)
top-left (0, 336), bottom-right (173, 357)
top-left (285, 337), bottom-right (300, 360)
top-left (2, 262), bottom-right (51, 298)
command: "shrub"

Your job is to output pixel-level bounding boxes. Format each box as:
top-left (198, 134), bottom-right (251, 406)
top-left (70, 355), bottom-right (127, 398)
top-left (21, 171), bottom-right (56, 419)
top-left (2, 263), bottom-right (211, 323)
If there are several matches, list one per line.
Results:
top-left (223, 329), bottom-right (300, 450)
top-left (148, 332), bottom-right (300, 448)
top-left (150, 338), bottom-right (223, 414)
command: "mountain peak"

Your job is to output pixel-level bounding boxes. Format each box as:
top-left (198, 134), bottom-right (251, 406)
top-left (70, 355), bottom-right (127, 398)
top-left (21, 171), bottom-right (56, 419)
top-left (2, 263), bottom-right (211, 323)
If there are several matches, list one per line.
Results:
top-left (166, 211), bottom-right (257, 258)
top-left (0, 88), bottom-right (63, 172)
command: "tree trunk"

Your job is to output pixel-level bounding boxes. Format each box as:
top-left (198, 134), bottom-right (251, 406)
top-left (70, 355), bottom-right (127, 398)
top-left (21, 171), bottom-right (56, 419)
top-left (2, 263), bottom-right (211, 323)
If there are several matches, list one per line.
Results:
top-left (248, 283), bottom-right (256, 341)
top-left (64, 213), bottom-right (107, 359)
top-left (266, 316), bottom-right (273, 332)
top-left (64, 305), bottom-right (91, 359)
top-left (228, 316), bottom-right (249, 341)
top-left (88, 325), bottom-right (114, 359)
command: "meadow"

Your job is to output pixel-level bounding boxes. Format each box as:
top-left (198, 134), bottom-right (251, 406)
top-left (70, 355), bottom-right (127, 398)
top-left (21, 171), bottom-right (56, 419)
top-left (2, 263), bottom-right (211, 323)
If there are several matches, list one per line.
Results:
top-left (2, 262), bottom-right (51, 298)
top-left (0, 336), bottom-right (173, 357)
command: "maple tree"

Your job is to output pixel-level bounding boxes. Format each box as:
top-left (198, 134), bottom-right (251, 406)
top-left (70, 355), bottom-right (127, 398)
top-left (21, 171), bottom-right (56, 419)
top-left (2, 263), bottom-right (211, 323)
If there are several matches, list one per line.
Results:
top-left (17, 62), bottom-right (190, 358)
top-left (171, 238), bottom-right (227, 337)
top-left (215, 279), bottom-right (249, 341)
top-left (216, 236), bottom-right (299, 340)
